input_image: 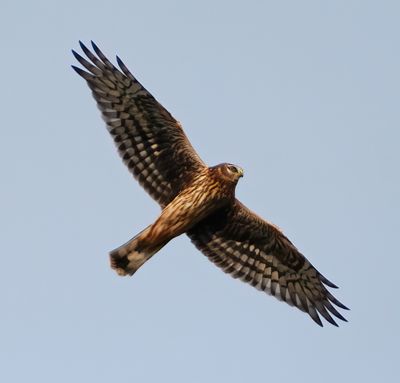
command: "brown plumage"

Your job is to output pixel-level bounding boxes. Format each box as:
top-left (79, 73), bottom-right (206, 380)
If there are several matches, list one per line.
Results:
top-left (72, 41), bottom-right (349, 327)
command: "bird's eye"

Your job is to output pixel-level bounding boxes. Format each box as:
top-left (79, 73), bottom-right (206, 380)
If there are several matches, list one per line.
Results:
top-left (228, 165), bottom-right (238, 173)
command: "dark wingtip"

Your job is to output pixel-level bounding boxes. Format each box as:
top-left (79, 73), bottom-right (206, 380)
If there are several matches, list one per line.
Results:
top-left (91, 40), bottom-right (99, 50)
top-left (333, 299), bottom-right (350, 311)
top-left (91, 40), bottom-right (103, 57)
top-left (79, 40), bottom-right (87, 51)
top-left (116, 55), bottom-right (136, 81)
top-left (116, 55), bottom-right (124, 65)
top-left (309, 311), bottom-right (323, 327)
top-left (319, 274), bottom-right (339, 288)
top-left (324, 300), bottom-right (348, 322)
top-left (326, 291), bottom-right (349, 311)
top-left (71, 65), bottom-right (93, 81)
top-left (314, 318), bottom-right (323, 327)
top-left (325, 316), bottom-right (339, 327)
top-left (78, 40), bottom-right (96, 62)
top-left (71, 49), bottom-right (82, 61)
top-left (71, 64), bottom-right (82, 73)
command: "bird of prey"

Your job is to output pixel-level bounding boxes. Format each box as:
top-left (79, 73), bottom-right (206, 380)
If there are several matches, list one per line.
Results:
top-left (72, 41), bottom-right (348, 327)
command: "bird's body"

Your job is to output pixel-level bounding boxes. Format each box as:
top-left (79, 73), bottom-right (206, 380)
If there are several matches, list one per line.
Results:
top-left (72, 42), bottom-right (349, 326)
top-left (111, 164), bottom-right (242, 275)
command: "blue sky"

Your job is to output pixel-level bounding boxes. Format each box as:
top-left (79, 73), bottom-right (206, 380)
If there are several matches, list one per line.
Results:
top-left (1, 1), bottom-right (399, 382)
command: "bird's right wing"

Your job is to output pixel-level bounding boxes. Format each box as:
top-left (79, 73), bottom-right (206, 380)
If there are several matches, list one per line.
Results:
top-left (72, 41), bottom-right (206, 207)
top-left (187, 200), bottom-right (349, 327)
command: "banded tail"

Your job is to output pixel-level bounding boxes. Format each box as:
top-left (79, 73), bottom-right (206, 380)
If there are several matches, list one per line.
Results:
top-left (110, 226), bottom-right (167, 276)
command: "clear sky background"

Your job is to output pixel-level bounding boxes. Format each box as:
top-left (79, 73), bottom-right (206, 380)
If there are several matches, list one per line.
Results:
top-left (1, 1), bottom-right (399, 382)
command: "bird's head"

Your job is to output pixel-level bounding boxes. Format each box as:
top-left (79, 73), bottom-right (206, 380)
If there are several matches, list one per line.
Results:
top-left (213, 163), bottom-right (244, 184)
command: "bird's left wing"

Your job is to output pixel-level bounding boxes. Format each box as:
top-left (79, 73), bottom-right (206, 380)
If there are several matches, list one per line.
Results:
top-left (187, 200), bottom-right (349, 326)
top-left (72, 41), bottom-right (206, 207)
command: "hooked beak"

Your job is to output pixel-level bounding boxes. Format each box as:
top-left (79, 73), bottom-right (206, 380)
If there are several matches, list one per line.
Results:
top-left (238, 167), bottom-right (244, 178)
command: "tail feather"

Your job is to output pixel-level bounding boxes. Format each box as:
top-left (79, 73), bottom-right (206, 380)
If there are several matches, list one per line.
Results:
top-left (109, 226), bottom-right (166, 276)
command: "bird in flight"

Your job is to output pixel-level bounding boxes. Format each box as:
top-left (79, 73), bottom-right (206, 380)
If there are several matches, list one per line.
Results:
top-left (72, 41), bottom-right (348, 327)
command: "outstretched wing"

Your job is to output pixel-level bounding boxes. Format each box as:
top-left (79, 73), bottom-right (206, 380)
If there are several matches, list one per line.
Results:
top-left (187, 200), bottom-right (349, 327)
top-left (72, 41), bottom-right (206, 207)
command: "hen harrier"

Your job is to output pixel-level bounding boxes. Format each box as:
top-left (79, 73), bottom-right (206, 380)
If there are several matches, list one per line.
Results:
top-left (72, 41), bottom-right (348, 326)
